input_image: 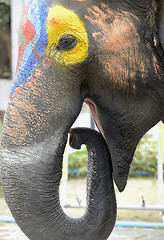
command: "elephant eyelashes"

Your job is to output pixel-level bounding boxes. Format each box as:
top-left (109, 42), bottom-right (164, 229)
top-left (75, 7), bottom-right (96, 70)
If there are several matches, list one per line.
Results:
top-left (56, 34), bottom-right (77, 51)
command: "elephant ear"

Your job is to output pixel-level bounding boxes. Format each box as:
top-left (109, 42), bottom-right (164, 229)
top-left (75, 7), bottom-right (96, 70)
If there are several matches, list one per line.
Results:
top-left (158, 1), bottom-right (164, 124)
top-left (153, 0), bottom-right (164, 123)
top-left (152, 0), bottom-right (164, 53)
top-left (157, 0), bottom-right (164, 50)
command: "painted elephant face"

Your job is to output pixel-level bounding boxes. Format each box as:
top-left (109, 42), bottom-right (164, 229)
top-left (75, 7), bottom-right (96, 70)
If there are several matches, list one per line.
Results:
top-left (5, 0), bottom-right (164, 188)
top-left (1, 0), bottom-right (164, 239)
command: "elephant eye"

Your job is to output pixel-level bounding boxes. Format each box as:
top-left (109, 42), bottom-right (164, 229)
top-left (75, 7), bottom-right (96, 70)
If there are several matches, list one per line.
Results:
top-left (56, 34), bottom-right (77, 51)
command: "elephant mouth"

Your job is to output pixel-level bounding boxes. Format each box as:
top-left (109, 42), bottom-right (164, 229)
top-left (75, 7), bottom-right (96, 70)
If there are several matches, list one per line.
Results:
top-left (84, 98), bottom-right (131, 192)
top-left (84, 98), bottom-right (104, 136)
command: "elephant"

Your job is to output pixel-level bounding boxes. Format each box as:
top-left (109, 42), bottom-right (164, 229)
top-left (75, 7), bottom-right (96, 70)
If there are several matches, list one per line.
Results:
top-left (1, 0), bottom-right (164, 239)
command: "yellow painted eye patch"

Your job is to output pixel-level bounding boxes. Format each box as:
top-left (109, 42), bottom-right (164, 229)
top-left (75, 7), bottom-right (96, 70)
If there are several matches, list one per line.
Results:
top-left (46, 6), bottom-right (89, 65)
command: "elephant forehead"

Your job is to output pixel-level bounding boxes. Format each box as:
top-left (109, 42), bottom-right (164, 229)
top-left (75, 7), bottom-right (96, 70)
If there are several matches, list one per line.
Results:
top-left (85, 3), bottom-right (150, 91)
top-left (46, 6), bottom-right (89, 65)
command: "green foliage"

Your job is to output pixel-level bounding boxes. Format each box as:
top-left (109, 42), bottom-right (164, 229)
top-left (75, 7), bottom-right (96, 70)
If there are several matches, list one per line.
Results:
top-left (0, 0), bottom-right (10, 4)
top-left (3, 71), bottom-right (10, 77)
top-left (0, 69), bottom-right (11, 77)
top-left (0, 2), bottom-right (10, 29)
top-left (68, 134), bottom-right (158, 177)
top-left (68, 148), bottom-right (88, 176)
top-left (131, 134), bottom-right (158, 174)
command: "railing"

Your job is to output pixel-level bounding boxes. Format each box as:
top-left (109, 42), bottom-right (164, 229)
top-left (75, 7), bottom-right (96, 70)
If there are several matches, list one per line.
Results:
top-left (64, 204), bottom-right (164, 223)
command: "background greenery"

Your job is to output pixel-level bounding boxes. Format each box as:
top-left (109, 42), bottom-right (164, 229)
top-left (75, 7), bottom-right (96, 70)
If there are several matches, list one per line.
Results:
top-left (0, 1), bottom-right (10, 29)
top-left (0, 0), bottom-right (11, 79)
top-left (131, 134), bottom-right (158, 174)
top-left (68, 133), bottom-right (158, 177)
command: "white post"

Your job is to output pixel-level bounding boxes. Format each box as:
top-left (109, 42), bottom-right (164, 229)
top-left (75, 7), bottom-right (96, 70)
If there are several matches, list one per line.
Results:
top-left (158, 122), bottom-right (163, 200)
top-left (11, 0), bottom-right (24, 76)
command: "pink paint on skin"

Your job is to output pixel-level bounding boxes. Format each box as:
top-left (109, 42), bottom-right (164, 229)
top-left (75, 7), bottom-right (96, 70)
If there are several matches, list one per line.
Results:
top-left (25, 57), bottom-right (52, 90)
top-left (11, 56), bottom-right (52, 98)
top-left (25, 77), bottom-right (35, 89)
top-left (11, 0), bottom-right (49, 97)
top-left (42, 57), bottom-right (52, 67)
top-left (49, 18), bottom-right (60, 25)
top-left (13, 87), bottom-right (22, 99)
top-left (16, 5), bottom-right (36, 75)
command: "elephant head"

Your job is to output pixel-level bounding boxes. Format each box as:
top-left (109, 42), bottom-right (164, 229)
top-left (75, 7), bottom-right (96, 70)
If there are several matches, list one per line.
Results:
top-left (1, 0), bottom-right (164, 239)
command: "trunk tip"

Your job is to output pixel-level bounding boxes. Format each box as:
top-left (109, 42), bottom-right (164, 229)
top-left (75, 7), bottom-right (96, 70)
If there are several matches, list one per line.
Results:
top-left (69, 128), bottom-right (82, 149)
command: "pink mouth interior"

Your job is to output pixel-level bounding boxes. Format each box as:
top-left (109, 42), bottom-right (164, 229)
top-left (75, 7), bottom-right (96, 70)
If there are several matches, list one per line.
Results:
top-left (84, 98), bottom-right (104, 137)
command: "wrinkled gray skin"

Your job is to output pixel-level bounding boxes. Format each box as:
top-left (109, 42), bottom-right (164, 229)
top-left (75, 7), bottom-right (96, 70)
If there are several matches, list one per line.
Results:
top-left (2, 128), bottom-right (116, 240)
top-left (1, 0), bottom-right (164, 239)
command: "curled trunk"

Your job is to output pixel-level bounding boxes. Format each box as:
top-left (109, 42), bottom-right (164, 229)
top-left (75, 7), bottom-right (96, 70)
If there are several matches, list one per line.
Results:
top-left (1, 128), bottom-right (116, 240)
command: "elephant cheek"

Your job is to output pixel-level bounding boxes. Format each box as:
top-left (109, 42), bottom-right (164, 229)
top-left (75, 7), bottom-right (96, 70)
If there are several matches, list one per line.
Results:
top-left (2, 106), bottom-right (28, 146)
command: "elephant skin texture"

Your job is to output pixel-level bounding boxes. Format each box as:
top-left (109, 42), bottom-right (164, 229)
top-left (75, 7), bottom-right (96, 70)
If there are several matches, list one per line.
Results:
top-left (1, 0), bottom-right (164, 239)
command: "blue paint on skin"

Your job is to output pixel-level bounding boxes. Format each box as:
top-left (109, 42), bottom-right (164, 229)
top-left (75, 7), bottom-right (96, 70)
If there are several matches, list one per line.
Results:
top-left (10, 0), bottom-right (49, 96)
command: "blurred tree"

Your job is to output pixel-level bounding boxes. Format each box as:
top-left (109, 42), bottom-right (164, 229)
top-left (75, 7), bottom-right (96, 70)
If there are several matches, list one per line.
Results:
top-left (130, 134), bottom-right (158, 174)
top-left (0, 0), bottom-right (11, 78)
top-left (0, 0), bottom-right (10, 28)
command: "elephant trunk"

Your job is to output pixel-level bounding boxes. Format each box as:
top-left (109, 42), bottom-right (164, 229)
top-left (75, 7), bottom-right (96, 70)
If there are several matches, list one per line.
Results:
top-left (1, 128), bottom-right (116, 240)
